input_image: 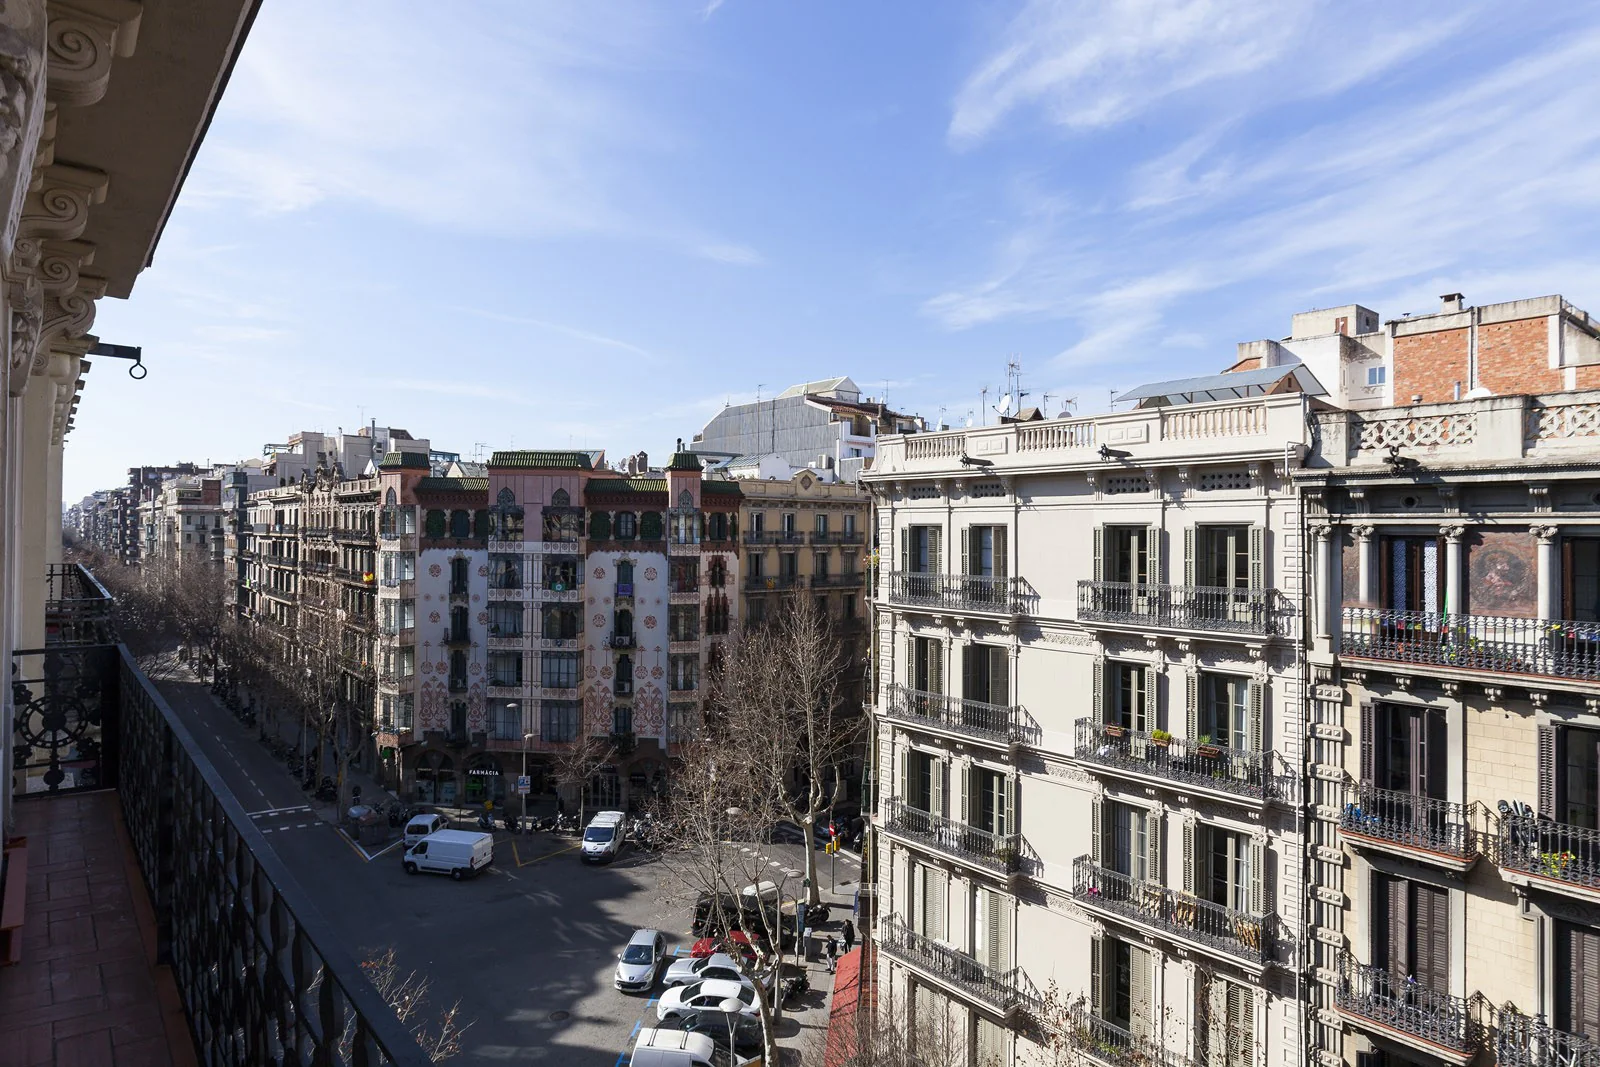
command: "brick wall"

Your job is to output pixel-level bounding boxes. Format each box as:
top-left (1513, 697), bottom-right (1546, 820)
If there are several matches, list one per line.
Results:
top-left (1477, 316), bottom-right (1559, 396)
top-left (1393, 327), bottom-right (1469, 403)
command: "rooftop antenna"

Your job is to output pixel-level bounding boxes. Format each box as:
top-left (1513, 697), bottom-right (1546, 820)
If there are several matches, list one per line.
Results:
top-left (980, 386), bottom-right (989, 427)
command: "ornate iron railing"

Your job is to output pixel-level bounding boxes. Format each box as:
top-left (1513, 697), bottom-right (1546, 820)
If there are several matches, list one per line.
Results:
top-left (745, 573), bottom-right (801, 591)
top-left (880, 798), bottom-right (1021, 875)
top-left (883, 684), bottom-right (1030, 746)
top-left (1064, 1004), bottom-right (1197, 1067)
top-left (1499, 813), bottom-right (1600, 889)
top-left (1072, 857), bottom-right (1274, 964)
top-left (1077, 581), bottom-right (1279, 636)
top-left (811, 530), bottom-right (864, 544)
top-left (810, 572), bottom-right (864, 588)
top-left (12, 644), bottom-right (116, 794)
top-left (1336, 956), bottom-right (1474, 1054)
top-left (1074, 719), bottom-right (1293, 803)
top-left (1342, 783), bottom-right (1480, 860)
top-left (45, 562), bottom-right (115, 646)
top-left (885, 572), bottom-right (1027, 614)
top-left (1341, 608), bottom-right (1600, 680)
top-left (878, 915), bottom-right (1028, 1014)
top-left (1498, 1008), bottom-right (1600, 1067)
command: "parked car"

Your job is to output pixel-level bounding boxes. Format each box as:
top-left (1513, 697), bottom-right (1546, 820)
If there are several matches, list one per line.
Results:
top-left (680, 1010), bottom-right (765, 1057)
top-left (629, 1027), bottom-right (719, 1067)
top-left (582, 810), bottom-right (627, 863)
top-left (690, 931), bottom-right (759, 966)
top-left (403, 812), bottom-right (449, 847)
top-left (616, 929), bottom-right (669, 993)
top-left (656, 978), bottom-right (758, 1023)
top-left (663, 953), bottom-right (750, 989)
top-left (401, 829), bottom-right (493, 880)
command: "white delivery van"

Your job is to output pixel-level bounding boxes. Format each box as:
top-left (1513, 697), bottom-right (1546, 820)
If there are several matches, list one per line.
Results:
top-left (629, 1028), bottom-right (717, 1067)
top-left (402, 829), bottom-right (493, 880)
top-left (582, 811), bottom-right (627, 864)
top-left (403, 812), bottom-right (448, 847)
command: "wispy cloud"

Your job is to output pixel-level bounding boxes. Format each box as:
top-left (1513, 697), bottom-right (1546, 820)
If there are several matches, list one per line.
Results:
top-left (388, 379), bottom-right (526, 403)
top-left (696, 242), bottom-right (765, 266)
top-left (451, 307), bottom-right (656, 360)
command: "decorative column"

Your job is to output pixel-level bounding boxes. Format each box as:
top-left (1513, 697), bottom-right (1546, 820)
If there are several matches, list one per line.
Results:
top-left (1313, 524), bottom-right (1333, 641)
top-left (1533, 525), bottom-right (1560, 622)
top-left (1442, 524), bottom-right (1466, 618)
top-left (1352, 524), bottom-right (1376, 607)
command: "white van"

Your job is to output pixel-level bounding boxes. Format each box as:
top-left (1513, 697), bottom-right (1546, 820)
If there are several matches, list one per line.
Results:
top-left (403, 812), bottom-right (449, 848)
top-left (629, 1028), bottom-right (717, 1067)
top-left (582, 811), bottom-right (626, 864)
top-left (402, 829), bottom-right (493, 880)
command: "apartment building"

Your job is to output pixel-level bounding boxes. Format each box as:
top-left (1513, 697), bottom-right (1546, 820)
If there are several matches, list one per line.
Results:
top-left (139, 474), bottom-right (228, 566)
top-left (865, 379), bottom-right (1315, 1066)
top-left (1294, 294), bottom-right (1600, 1067)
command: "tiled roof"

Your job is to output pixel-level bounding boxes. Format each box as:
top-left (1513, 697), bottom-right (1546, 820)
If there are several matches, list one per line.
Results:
top-left (378, 451), bottom-right (430, 470)
top-left (701, 480), bottom-right (742, 496)
top-left (415, 477), bottom-right (488, 493)
top-left (488, 450), bottom-right (594, 470)
top-left (585, 477), bottom-right (667, 496)
top-left (665, 451), bottom-right (702, 472)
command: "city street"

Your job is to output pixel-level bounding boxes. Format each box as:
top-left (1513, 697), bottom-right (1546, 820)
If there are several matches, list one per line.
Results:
top-left (154, 672), bottom-right (861, 1064)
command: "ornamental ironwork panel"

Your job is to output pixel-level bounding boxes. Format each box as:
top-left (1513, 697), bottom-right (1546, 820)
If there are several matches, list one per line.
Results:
top-left (11, 644), bottom-right (116, 794)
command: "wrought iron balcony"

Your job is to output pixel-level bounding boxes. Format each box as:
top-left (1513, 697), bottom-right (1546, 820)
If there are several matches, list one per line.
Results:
top-left (746, 573), bottom-right (801, 592)
top-left (1064, 1004), bottom-right (1197, 1067)
top-left (1341, 783), bottom-right (1481, 863)
top-left (1336, 956), bottom-right (1475, 1056)
top-left (44, 563), bottom-right (114, 647)
top-left (811, 530), bottom-right (864, 544)
top-left (880, 798), bottom-right (1022, 876)
top-left (11, 637), bottom-right (426, 1064)
top-left (882, 684), bottom-right (1030, 747)
top-left (1077, 581), bottom-right (1279, 636)
top-left (1072, 857), bottom-right (1274, 965)
top-left (885, 571), bottom-right (1027, 615)
top-left (744, 530), bottom-right (806, 544)
top-left (1498, 813), bottom-right (1600, 893)
top-left (878, 915), bottom-right (1030, 1015)
top-left (1073, 719), bottom-right (1292, 804)
top-left (610, 632), bottom-right (636, 649)
top-left (615, 581), bottom-right (634, 598)
top-left (810, 572), bottom-right (864, 588)
top-left (443, 628), bottom-right (471, 646)
top-left (1498, 1008), bottom-right (1600, 1067)
top-left (1341, 608), bottom-right (1600, 681)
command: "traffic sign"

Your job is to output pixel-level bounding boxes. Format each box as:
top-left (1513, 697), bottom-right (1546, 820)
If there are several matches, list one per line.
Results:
top-left (516, 775), bottom-right (531, 796)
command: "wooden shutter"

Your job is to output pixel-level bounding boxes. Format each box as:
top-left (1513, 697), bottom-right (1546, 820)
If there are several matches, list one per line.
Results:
top-left (990, 646), bottom-right (1009, 706)
top-left (1093, 657), bottom-right (1106, 725)
top-left (959, 763), bottom-right (970, 825)
top-left (1133, 808), bottom-right (1149, 882)
top-left (929, 640), bottom-right (944, 696)
top-left (1539, 723), bottom-right (1558, 819)
top-left (1206, 976), bottom-right (1230, 1067)
top-left (1146, 525), bottom-right (1161, 585)
top-left (932, 869), bottom-right (947, 941)
top-left (1248, 837), bottom-right (1265, 915)
top-left (932, 759), bottom-right (946, 819)
top-left (901, 526), bottom-right (911, 571)
top-left (1093, 526), bottom-right (1104, 582)
top-left (1129, 944), bottom-right (1154, 1039)
top-left (1182, 820), bottom-right (1196, 894)
top-left (1414, 882), bottom-right (1450, 994)
top-left (1419, 708), bottom-right (1447, 801)
top-left (1141, 665), bottom-right (1159, 733)
top-left (1002, 774), bottom-right (1016, 837)
top-left (1359, 701), bottom-right (1376, 785)
top-left (1562, 922), bottom-right (1600, 1041)
top-left (1090, 796), bottom-right (1103, 865)
top-left (995, 891), bottom-right (1012, 970)
top-left (1247, 679), bottom-right (1264, 754)
top-left (1381, 874), bottom-right (1408, 977)
top-left (1184, 526), bottom-right (1196, 587)
top-left (1249, 526), bottom-right (1265, 588)
top-left (899, 747), bottom-right (908, 808)
top-left (994, 527), bottom-right (1008, 580)
top-left (1186, 670), bottom-right (1201, 741)
top-left (1227, 984), bottom-right (1255, 1067)
top-left (1089, 934), bottom-right (1104, 1017)
top-left (962, 644), bottom-right (976, 701)
top-left (961, 527), bottom-right (971, 576)
top-left (929, 527), bottom-right (942, 574)
top-left (1147, 810), bottom-right (1163, 886)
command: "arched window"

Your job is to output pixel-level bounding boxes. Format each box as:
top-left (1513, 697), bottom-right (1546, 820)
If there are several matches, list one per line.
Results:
top-left (497, 487), bottom-right (515, 506)
top-left (425, 509), bottom-right (446, 538)
top-left (640, 511), bottom-right (663, 540)
top-left (551, 488), bottom-right (570, 507)
top-left (385, 488), bottom-right (397, 506)
top-left (680, 490), bottom-right (693, 508)
top-left (589, 512), bottom-right (611, 540)
top-left (450, 510), bottom-right (470, 538)
top-left (616, 560), bottom-right (635, 585)
top-left (615, 511), bottom-right (637, 539)
top-left (450, 557), bottom-right (469, 595)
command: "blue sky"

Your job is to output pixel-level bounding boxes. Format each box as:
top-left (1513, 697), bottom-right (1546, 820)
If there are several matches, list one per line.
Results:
top-left (68, 0), bottom-right (1600, 500)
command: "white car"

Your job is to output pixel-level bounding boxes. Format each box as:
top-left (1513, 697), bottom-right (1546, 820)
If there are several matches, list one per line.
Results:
top-left (615, 928), bottom-right (668, 993)
top-left (663, 952), bottom-right (750, 989)
top-left (656, 978), bottom-right (758, 1023)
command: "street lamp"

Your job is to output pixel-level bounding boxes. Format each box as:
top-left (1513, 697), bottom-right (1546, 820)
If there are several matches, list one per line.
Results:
top-left (518, 707), bottom-right (534, 828)
top-left (717, 996), bottom-right (743, 1067)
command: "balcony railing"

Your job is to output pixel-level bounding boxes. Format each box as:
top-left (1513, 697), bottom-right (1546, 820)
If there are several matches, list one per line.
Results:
top-left (883, 684), bottom-right (1030, 746)
top-left (810, 572), bottom-right (864, 588)
top-left (1078, 581), bottom-right (1279, 636)
top-left (880, 798), bottom-right (1021, 875)
top-left (745, 530), bottom-right (806, 545)
top-left (1072, 857), bottom-right (1274, 964)
top-left (44, 563), bottom-right (114, 646)
top-left (811, 530), bottom-right (864, 544)
top-left (1074, 719), bottom-right (1292, 803)
top-left (1337, 956), bottom-right (1474, 1055)
top-left (1063, 1004), bottom-right (1197, 1067)
top-left (615, 582), bottom-right (634, 598)
top-left (12, 638), bottom-right (426, 1064)
top-left (1341, 608), bottom-right (1600, 681)
top-left (443, 628), bottom-right (471, 645)
top-left (746, 574), bottom-right (801, 592)
top-left (1499, 813), bottom-right (1600, 891)
top-left (878, 915), bottom-right (1029, 1014)
top-left (1342, 783), bottom-right (1480, 861)
top-left (1498, 1008), bottom-right (1600, 1067)
top-left (885, 572), bottom-right (1027, 615)
top-left (610, 632), bottom-right (636, 649)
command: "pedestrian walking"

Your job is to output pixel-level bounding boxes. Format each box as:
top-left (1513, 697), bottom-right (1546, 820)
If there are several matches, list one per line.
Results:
top-left (825, 935), bottom-right (838, 973)
top-left (841, 919), bottom-right (856, 953)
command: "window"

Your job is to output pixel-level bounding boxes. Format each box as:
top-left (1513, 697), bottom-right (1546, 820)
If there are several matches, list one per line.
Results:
top-left (1196, 824), bottom-right (1253, 912)
top-left (397, 647), bottom-right (415, 678)
top-left (671, 557), bottom-right (699, 593)
top-left (964, 526), bottom-right (1008, 578)
top-left (669, 605), bottom-right (699, 642)
top-left (843, 513), bottom-right (856, 537)
top-left (670, 654), bottom-right (699, 692)
top-left (708, 512), bottom-right (728, 541)
top-left (543, 556), bottom-right (578, 591)
top-left (903, 525), bottom-right (942, 574)
top-left (614, 608), bottom-right (634, 639)
top-left (1101, 525), bottom-right (1150, 584)
top-left (1556, 921), bottom-right (1600, 1044)
top-left (379, 695), bottom-right (394, 731)
top-left (1098, 800), bottom-right (1154, 881)
top-left (705, 593), bottom-right (730, 635)
top-left (1549, 725), bottom-right (1600, 830)
top-left (746, 553), bottom-right (765, 579)
top-left (449, 510), bottom-right (470, 538)
top-left (1197, 525), bottom-right (1251, 590)
top-left (1361, 701), bottom-right (1446, 801)
top-left (911, 636), bottom-right (943, 694)
top-left (488, 652), bottom-right (521, 687)
top-left (396, 552), bottom-right (415, 580)
top-left (1367, 365), bottom-right (1388, 387)
top-left (489, 603), bottom-right (522, 636)
top-left (747, 598), bottom-right (766, 625)
top-left (1202, 976), bottom-right (1256, 1067)
top-left (396, 693), bottom-right (414, 730)
top-left (542, 700), bottom-right (579, 742)
top-left (450, 606), bottom-right (469, 641)
top-left (815, 513), bottom-right (829, 536)
top-left (1380, 534), bottom-right (1441, 613)
top-left (783, 513), bottom-right (796, 535)
top-left (814, 551), bottom-right (830, 579)
top-left (541, 651), bottom-right (580, 689)
top-left (615, 511), bottom-right (637, 539)
top-left (396, 599), bottom-right (415, 630)
top-left (669, 702), bottom-right (697, 743)
top-left (613, 558), bottom-right (635, 590)
top-left (779, 552), bottom-right (797, 579)
top-left (972, 885), bottom-right (1012, 972)
top-left (707, 557), bottom-right (726, 588)
top-left (752, 511), bottom-right (765, 535)
top-left (967, 765), bottom-right (1012, 836)
top-left (1092, 936), bottom-right (1154, 1040)
top-left (963, 644), bottom-right (1008, 706)
top-left (551, 488), bottom-right (570, 507)
top-left (1200, 674), bottom-right (1250, 749)
top-left (490, 555), bottom-right (521, 589)
top-left (449, 650), bottom-right (468, 687)
top-left (910, 860), bottom-right (947, 940)
top-left (488, 701), bottom-right (522, 741)
top-left (450, 558), bottom-right (469, 595)
top-left (542, 606), bottom-right (581, 639)
top-left (842, 593), bottom-right (856, 619)
top-left (1102, 662), bottom-right (1154, 733)
top-left (1566, 537), bottom-right (1600, 621)
top-left (1373, 873), bottom-right (1450, 994)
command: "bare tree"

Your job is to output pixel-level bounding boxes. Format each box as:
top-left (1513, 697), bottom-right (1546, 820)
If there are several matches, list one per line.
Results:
top-left (716, 596), bottom-right (866, 906)
top-left (549, 733), bottom-right (617, 824)
top-left (801, 954), bottom-right (995, 1067)
top-left (355, 947), bottom-right (471, 1061)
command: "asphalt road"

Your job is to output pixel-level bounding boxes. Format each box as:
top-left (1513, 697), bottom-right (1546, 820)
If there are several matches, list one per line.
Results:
top-left (156, 674), bottom-right (861, 1065)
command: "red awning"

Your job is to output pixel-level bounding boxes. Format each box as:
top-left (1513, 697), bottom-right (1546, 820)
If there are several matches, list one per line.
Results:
top-left (823, 943), bottom-right (877, 1067)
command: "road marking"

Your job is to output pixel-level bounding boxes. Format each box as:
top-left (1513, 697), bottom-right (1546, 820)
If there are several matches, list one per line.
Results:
top-left (510, 840), bottom-right (580, 867)
top-left (248, 805), bottom-right (311, 817)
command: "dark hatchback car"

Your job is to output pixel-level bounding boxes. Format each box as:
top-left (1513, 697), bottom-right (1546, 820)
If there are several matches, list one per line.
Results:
top-left (676, 1009), bottom-right (764, 1056)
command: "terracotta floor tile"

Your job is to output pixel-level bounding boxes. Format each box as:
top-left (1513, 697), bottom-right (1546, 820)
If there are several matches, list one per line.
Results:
top-left (0, 1020), bottom-right (54, 1067)
top-left (55, 1027), bottom-right (114, 1067)
top-left (49, 959), bottom-right (106, 1002)
top-left (112, 1033), bottom-right (177, 1067)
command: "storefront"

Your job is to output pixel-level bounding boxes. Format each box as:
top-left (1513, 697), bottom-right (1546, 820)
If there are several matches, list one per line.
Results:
top-left (465, 754), bottom-right (505, 805)
top-left (415, 751), bottom-right (457, 805)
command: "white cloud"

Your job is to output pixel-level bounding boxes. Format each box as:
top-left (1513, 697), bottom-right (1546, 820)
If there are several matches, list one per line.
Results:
top-left (696, 242), bottom-right (765, 266)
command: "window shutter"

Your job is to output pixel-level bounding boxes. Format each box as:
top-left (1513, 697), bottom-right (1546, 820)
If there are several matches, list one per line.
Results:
top-left (1182, 820), bottom-right (1196, 894)
top-left (1539, 723), bottom-right (1558, 819)
top-left (1093, 657), bottom-right (1106, 725)
top-left (1093, 526), bottom-right (1104, 582)
top-left (961, 528), bottom-right (971, 576)
top-left (1090, 934), bottom-right (1104, 1017)
top-left (899, 747), bottom-right (908, 808)
top-left (933, 869), bottom-right (947, 941)
top-left (1141, 665), bottom-right (1159, 733)
top-left (1248, 837), bottom-right (1265, 915)
top-left (1383, 875), bottom-right (1408, 977)
top-left (985, 888), bottom-right (1002, 969)
top-left (1187, 670), bottom-right (1201, 741)
top-left (1206, 977), bottom-right (1230, 1067)
top-left (1249, 526), bottom-right (1265, 589)
top-left (929, 527), bottom-right (942, 574)
top-left (1417, 882), bottom-right (1450, 994)
top-left (995, 527), bottom-right (1008, 580)
top-left (1184, 526), bottom-right (1196, 587)
top-left (1147, 811), bottom-right (1163, 886)
top-left (991, 646), bottom-right (1009, 707)
top-left (1090, 796), bottom-right (1103, 865)
top-left (929, 640), bottom-right (944, 696)
top-left (1130, 944), bottom-right (1154, 1039)
top-left (996, 892), bottom-right (1012, 971)
top-left (962, 644), bottom-right (976, 701)
top-left (1146, 525), bottom-right (1161, 585)
top-left (1359, 700), bottom-right (1376, 785)
top-left (901, 526), bottom-right (910, 571)
top-left (1228, 985), bottom-right (1255, 1067)
top-left (1003, 774), bottom-right (1016, 837)
top-left (1247, 679), bottom-right (1264, 754)
top-left (960, 763), bottom-right (970, 825)
top-left (932, 758), bottom-right (946, 818)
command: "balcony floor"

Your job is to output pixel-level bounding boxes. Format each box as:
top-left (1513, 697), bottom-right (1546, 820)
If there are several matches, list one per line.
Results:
top-left (0, 792), bottom-right (194, 1067)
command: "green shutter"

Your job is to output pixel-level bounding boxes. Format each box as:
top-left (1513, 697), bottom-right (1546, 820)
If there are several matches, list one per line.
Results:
top-left (929, 527), bottom-right (942, 574)
top-left (1247, 679), bottom-right (1264, 754)
top-left (1249, 526), bottom-right (1265, 589)
top-left (1248, 837), bottom-right (1265, 915)
top-left (1186, 670), bottom-right (1200, 741)
top-left (1090, 796), bottom-right (1103, 865)
top-left (1141, 665), bottom-right (1158, 733)
top-left (1182, 820), bottom-right (1196, 893)
top-left (1093, 657), bottom-right (1106, 725)
top-left (1093, 526), bottom-right (1104, 582)
top-left (1090, 934), bottom-right (1104, 1017)
top-left (1146, 525), bottom-right (1161, 585)
top-left (994, 526), bottom-right (1009, 580)
top-left (1184, 526), bottom-right (1196, 587)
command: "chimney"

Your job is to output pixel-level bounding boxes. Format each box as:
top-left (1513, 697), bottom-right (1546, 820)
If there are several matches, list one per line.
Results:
top-left (1440, 293), bottom-right (1465, 314)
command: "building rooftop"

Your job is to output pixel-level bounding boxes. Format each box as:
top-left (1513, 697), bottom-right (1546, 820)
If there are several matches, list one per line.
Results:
top-left (414, 477), bottom-right (489, 493)
top-left (378, 452), bottom-right (430, 470)
top-left (1115, 363), bottom-right (1327, 406)
top-left (488, 450), bottom-right (595, 470)
top-left (584, 477), bottom-right (667, 496)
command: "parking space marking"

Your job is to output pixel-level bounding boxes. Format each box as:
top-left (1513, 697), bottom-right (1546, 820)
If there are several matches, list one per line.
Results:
top-left (509, 839), bottom-right (581, 867)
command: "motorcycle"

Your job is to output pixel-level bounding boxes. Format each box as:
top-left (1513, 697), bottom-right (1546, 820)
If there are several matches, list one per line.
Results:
top-left (314, 777), bottom-right (337, 802)
top-left (476, 810), bottom-right (495, 832)
top-left (503, 812), bottom-right (521, 835)
top-left (782, 973), bottom-right (810, 1005)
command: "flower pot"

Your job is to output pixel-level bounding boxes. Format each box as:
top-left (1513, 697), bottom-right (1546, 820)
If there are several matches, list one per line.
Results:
top-left (1103, 724), bottom-right (1127, 739)
top-left (1196, 744), bottom-right (1222, 760)
top-left (1150, 737), bottom-right (1171, 748)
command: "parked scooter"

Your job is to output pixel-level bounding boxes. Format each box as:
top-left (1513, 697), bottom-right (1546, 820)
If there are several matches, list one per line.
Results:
top-left (782, 973), bottom-right (810, 1005)
top-left (503, 812), bottom-right (521, 835)
top-left (314, 776), bottom-right (337, 802)
top-left (476, 810), bottom-right (495, 832)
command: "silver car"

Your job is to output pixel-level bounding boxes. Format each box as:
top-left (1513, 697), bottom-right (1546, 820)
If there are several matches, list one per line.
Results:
top-left (615, 929), bottom-right (668, 993)
top-left (663, 952), bottom-right (749, 989)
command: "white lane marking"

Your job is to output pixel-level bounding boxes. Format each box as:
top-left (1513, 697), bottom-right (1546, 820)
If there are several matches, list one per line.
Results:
top-left (248, 805), bottom-right (312, 817)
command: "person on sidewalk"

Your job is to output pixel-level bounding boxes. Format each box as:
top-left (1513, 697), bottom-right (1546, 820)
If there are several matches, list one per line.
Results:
top-left (825, 935), bottom-right (838, 973)
top-left (841, 919), bottom-right (856, 954)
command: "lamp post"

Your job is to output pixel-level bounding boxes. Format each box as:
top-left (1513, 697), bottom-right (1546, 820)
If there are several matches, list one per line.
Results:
top-left (518, 708), bottom-right (534, 828)
top-left (717, 997), bottom-right (743, 1067)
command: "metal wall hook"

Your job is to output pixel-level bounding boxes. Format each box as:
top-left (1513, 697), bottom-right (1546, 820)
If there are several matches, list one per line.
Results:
top-left (86, 341), bottom-right (146, 380)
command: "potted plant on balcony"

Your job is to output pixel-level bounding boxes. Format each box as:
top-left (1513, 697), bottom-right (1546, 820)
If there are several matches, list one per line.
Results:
top-left (1103, 722), bottom-right (1127, 739)
top-left (1195, 734), bottom-right (1221, 760)
top-left (1149, 728), bottom-right (1172, 749)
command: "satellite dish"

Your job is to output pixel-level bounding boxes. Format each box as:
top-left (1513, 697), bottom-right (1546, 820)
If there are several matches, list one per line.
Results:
top-left (994, 393), bottom-right (1013, 417)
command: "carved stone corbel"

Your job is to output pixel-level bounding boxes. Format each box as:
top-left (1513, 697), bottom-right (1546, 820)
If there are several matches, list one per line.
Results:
top-left (1529, 484), bottom-right (1553, 515)
top-left (45, 0), bottom-right (142, 110)
top-left (1532, 524), bottom-right (1560, 545)
top-left (19, 161), bottom-right (105, 243)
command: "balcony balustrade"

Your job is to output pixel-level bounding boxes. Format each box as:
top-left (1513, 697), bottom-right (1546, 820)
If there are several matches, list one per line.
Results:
top-left (611, 632), bottom-right (636, 649)
top-left (1063, 1004), bottom-right (1198, 1067)
top-left (1498, 813), bottom-right (1600, 895)
top-left (744, 530), bottom-right (806, 545)
top-left (745, 573), bottom-right (801, 592)
top-left (1498, 1008), bottom-right (1600, 1067)
top-left (1341, 783), bottom-right (1480, 864)
top-left (1341, 608), bottom-right (1600, 681)
top-left (878, 915), bottom-right (1030, 1015)
top-left (333, 527), bottom-right (372, 544)
top-left (1072, 857), bottom-right (1274, 965)
top-left (882, 684), bottom-right (1029, 747)
top-left (302, 525), bottom-right (331, 539)
top-left (1077, 581), bottom-right (1279, 636)
top-left (880, 798), bottom-right (1022, 876)
top-left (810, 572), bottom-right (863, 588)
top-left (1337, 955), bottom-right (1475, 1058)
top-left (443, 628), bottom-right (471, 646)
top-left (44, 563), bottom-right (114, 647)
top-left (810, 530), bottom-right (864, 544)
top-left (885, 572), bottom-right (1027, 615)
top-left (615, 582), bottom-right (634, 598)
top-left (1073, 719), bottom-right (1292, 804)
